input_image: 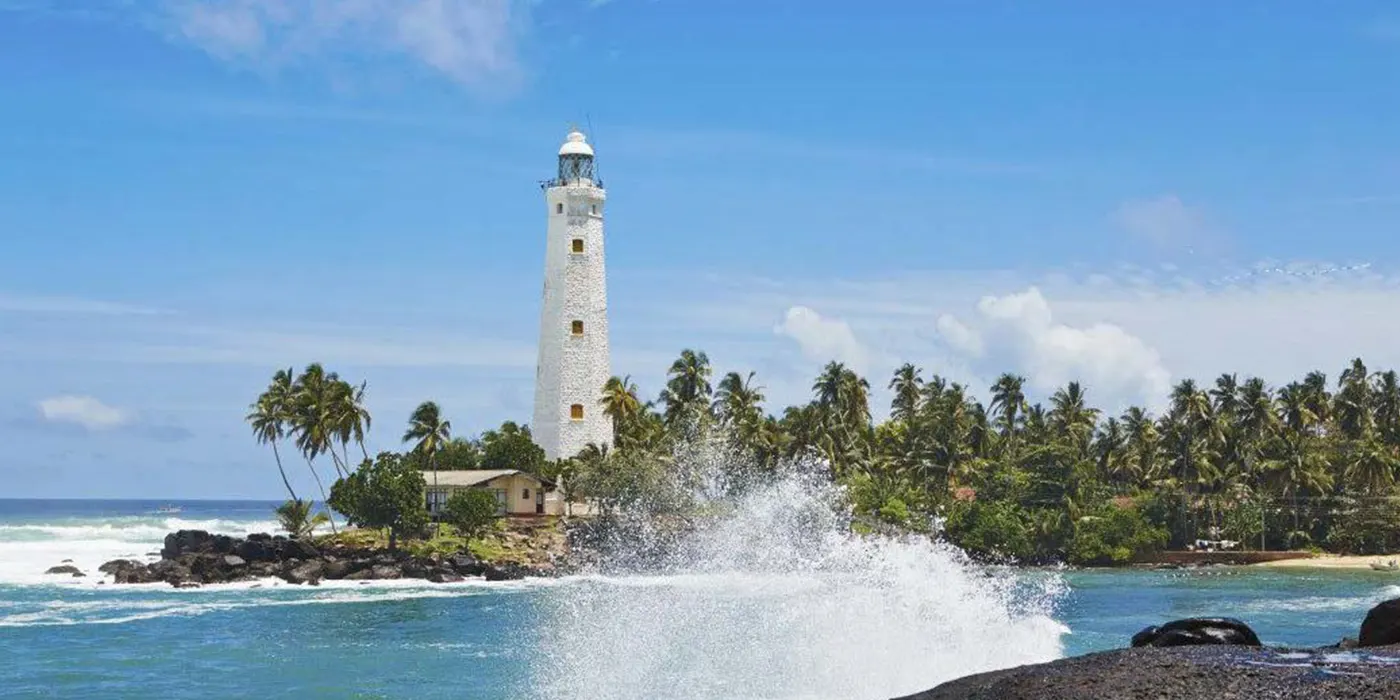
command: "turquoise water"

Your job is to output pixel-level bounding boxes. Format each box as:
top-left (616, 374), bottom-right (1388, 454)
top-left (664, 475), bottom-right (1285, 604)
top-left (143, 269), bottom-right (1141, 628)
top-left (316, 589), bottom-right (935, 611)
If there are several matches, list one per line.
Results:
top-left (2, 499), bottom-right (1396, 699)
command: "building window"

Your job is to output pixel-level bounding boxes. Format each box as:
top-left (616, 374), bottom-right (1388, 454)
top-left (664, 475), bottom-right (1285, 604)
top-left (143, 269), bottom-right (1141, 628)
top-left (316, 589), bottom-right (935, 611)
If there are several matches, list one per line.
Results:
top-left (571, 320), bottom-right (584, 335)
top-left (570, 404), bottom-right (584, 420)
top-left (522, 488), bottom-right (531, 499)
top-left (590, 204), bottom-right (598, 215)
top-left (556, 202), bottom-right (563, 214)
top-left (571, 238), bottom-right (584, 253)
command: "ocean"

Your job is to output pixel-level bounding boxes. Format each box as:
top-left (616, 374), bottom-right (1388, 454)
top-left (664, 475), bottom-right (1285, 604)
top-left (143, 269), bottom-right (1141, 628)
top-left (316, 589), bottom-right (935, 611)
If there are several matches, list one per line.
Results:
top-left (2, 497), bottom-right (1397, 699)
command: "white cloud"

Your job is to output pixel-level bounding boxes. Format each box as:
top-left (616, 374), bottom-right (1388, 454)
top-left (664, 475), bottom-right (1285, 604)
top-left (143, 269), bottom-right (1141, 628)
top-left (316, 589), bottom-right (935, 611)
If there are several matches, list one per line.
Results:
top-left (936, 288), bottom-right (1172, 410)
top-left (1114, 194), bottom-right (1217, 252)
top-left (162, 0), bottom-right (525, 89)
top-left (37, 396), bottom-right (132, 431)
top-left (774, 306), bottom-right (870, 374)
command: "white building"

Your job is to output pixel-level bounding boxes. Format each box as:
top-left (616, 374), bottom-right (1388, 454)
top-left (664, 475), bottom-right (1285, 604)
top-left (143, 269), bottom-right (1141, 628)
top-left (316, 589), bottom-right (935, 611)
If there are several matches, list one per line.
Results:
top-left (530, 129), bottom-right (614, 461)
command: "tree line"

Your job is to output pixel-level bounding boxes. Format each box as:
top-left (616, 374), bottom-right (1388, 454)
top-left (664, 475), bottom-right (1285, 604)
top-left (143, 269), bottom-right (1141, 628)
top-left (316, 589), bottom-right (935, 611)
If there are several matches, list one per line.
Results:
top-left (247, 353), bottom-right (1400, 564)
top-left (573, 352), bottom-right (1400, 564)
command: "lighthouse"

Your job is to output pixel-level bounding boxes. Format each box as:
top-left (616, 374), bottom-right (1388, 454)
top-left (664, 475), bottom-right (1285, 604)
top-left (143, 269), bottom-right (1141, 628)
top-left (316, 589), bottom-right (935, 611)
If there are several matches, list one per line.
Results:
top-left (531, 129), bottom-right (614, 461)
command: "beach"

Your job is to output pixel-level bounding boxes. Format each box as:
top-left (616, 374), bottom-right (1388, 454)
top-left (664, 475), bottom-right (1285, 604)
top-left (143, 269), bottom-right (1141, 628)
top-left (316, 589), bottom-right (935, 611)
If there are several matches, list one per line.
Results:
top-left (1254, 554), bottom-right (1400, 570)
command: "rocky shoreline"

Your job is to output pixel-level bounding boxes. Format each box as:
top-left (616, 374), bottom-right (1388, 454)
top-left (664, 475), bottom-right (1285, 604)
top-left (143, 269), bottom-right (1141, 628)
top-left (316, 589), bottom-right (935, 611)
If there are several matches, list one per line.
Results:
top-left (897, 604), bottom-right (1400, 699)
top-left (45, 529), bottom-right (550, 587)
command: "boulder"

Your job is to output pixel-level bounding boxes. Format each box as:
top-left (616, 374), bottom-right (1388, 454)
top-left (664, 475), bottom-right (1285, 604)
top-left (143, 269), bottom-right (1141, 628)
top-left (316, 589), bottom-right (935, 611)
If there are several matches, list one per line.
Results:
top-left (223, 555), bottom-right (247, 568)
top-left (171, 581), bottom-right (202, 589)
top-left (99, 559), bottom-right (142, 575)
top-left (150, 559), bottom-right (194, 586)
top-left (483, 563), bottom-right (527, 582)
top-left (369, 565), bottom-right (402, 580)
top-left (322, 559), bottom-right (353, 580)
top-left (285, 539), bottom-right (320, 561)
top-left (401, 559), bottom-right (431, 579)
top-left (427, 569), bottom-right (464, 584)
top-left (1130, 618), bottom-right (1261, 648)
top-left (344, 568), bottom-right (376, 581)
top-left (448, 553), bottom-right (485, 576)
top-left (280, 560), bottom-right (326, 585)
top-left (1360, 598), bottom-right (1400, 648)
top-left (44, 564), bottom-right (84, 577)
top-left (235, 538), bottom-right (277, 563)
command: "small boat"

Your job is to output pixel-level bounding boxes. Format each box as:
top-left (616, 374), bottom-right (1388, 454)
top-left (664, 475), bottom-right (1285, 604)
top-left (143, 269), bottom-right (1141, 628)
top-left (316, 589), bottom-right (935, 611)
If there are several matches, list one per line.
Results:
top-left (1369, 560), bottom-right (1398, 572)
top-left (155, 504), bottom-right (182, 515)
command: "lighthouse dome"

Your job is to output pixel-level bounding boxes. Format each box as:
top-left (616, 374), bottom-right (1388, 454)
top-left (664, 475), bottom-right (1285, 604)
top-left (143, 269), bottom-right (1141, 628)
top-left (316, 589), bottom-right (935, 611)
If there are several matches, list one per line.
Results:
top-left (558, 129), bottom-right (594, 157)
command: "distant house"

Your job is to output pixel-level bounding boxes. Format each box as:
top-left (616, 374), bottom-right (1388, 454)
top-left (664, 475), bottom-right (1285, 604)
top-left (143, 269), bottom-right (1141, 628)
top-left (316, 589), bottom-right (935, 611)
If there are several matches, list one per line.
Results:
top-left (423, 470), bottom-right (562, 518)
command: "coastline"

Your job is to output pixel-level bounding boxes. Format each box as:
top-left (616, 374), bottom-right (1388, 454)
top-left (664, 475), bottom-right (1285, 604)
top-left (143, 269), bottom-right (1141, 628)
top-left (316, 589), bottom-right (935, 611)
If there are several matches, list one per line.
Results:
top-left (1252, 554), bottom-right (1400, 570)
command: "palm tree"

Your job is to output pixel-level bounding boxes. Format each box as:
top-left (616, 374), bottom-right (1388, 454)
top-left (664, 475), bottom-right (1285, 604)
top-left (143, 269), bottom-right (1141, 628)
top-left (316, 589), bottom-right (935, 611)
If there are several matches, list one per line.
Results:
top-left (1374, 370), bottom-right (1400, 445)
top-left (989, 374), bottom-right (1028, 439)
top-left (1121, 406), bottom-right (1160, 486)
top-left (714, 371), bottom-right (765, 430)
top-left (888, 363), bottom-right (923, 425)
top-left (660, 349), bottom-right (713, 430)
top-left (246, 368), bottom-right (299, 503)
top-left (404, 401), bottom-right (452, 532)
top-left (337, 380), bottom-right (373, 462)
top-left (1049, 381), bottom-right (1099, 456)
top-left (291, 363), bottom-right (349, 479)
top-left (600, 375), bottom-right (643, 447)
top-left (1335, 358), bottom-right (1372, 440)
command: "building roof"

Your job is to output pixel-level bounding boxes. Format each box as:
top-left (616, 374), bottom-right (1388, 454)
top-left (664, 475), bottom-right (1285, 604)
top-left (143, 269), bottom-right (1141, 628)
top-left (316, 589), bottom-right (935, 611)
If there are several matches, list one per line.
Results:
top-left (425, 469), bottom-right (555, 489)
top-left (558, 129), bottom-right (594, 157)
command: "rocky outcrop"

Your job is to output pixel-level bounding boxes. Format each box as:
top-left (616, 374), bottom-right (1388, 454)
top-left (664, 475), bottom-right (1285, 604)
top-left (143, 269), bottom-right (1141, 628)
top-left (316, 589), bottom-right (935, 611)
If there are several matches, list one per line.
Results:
top-left (903, 604), bottom-right (1400, 699)
top-left (1130, 617), bottom-right (1261, 647)
top-left (1360, 598), bottom-right (1400, 647)
top-left (44, 565), bottom-right (85, 577)
top-left (93, 529), bottom-right (546, 588)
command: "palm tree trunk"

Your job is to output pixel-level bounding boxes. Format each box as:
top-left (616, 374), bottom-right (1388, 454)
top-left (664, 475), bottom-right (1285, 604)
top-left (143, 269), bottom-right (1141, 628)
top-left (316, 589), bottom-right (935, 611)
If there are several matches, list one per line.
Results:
top-left (305, 457), bottom-right (338, 535)
top-left (432, 453), bottom-right (441, 538)
top-left (272, 441), bottom-right (298, 503)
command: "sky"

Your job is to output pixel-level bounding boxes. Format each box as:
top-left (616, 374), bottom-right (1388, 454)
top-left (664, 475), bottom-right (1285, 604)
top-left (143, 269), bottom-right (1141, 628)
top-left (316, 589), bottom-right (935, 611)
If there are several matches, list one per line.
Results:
top-left (2, 1), bottom-right (1400, 498)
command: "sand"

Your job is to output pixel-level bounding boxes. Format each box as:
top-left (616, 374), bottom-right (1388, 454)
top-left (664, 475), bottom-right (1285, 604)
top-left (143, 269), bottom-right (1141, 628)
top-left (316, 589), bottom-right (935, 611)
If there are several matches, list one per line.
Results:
top-left (1252, 554), bottom-right (1400, 570)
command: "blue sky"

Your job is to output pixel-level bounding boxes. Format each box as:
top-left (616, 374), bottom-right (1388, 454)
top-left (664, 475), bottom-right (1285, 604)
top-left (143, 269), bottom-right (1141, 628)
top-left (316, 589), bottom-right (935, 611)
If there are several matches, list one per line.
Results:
top-left (3, 0), bottom-right (1400, 498)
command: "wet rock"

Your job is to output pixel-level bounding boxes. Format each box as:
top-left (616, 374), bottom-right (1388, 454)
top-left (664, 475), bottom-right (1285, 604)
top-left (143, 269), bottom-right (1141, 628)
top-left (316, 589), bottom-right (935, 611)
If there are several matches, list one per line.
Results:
top-left (448, 553), bottom-right (485, 576)
top-left (44, 565), bottom-right (84, 577)
top-left (280, 560), bottom-right (325, 585)
top-left (483, 563), bottom-right (527, 582)
top-left (322, 559), bottom-right (353, 580)
top-left (1360, 598), bottom-right (1400, 648)
top-left (171, 581), bottom-right (202, 589)
top-left (401, 560), bottom-right (430, 579)
top-left (222, 555), bottom-right (247, 568)
top-left (1130, 618), bottom-right (1261, 648)
top-left (369, 565), bottom-right (402, 580)
top-left (150, 559), bottom-right (194, 586)
top-left (427, 569), bottom-right (463, 584)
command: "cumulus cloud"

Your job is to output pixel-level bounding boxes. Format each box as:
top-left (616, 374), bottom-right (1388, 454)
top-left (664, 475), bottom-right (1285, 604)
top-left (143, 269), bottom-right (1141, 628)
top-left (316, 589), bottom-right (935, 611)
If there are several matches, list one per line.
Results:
top-left (36, 396), bottom-right (132, 431)
top-left (1114, 194), bottom-right (1218, 252)
top-left (935, 287), bottom-right (1173, 410)
top-left (162, 0), bottom-right (525, 89)
top-left (774, 306), bottom-right (870, 374)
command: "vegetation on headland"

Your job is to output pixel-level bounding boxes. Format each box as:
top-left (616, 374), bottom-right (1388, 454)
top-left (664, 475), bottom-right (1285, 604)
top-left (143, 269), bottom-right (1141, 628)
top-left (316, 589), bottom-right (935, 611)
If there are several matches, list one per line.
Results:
top-left (248, 354), bottom-right (1400, 569)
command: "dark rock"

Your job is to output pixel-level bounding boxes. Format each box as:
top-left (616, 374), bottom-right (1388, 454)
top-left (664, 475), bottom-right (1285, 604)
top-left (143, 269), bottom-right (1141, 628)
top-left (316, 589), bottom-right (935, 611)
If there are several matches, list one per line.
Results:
top-left (280, 560), bottom-right (325, 585)
top-left (895, 645), bottom-right (1400, 700)
top-left (61, 558), bottom-right (73, 563)
top-left (171, 581), bottom-right (202, 589)
top-left (427, 569), bottom-right (464, 584)
top-left (401, 560), bottom-right (430, 579)
top-left (150, 559), bottom-right (194, 586)
top-left (235, 538), bottom-right (276, 563)
top-left (322, 559), bottom-right (353, 580)
top-left (1360, 598), bottom-right (1400, 647)
top-left (483, 563), bottom-right (527, 581)
top-left (344, 568), bottom-right (375, 581)
top-left (369, 565), bottom-right (402, 580)
top-left (1130, 617), bottom-right (1260, 648)
top-left (44, 565), bottom-right (84, 577)
top-left (448, 553), bottom-right (485, 576)
top-left (99, 559), bottom-right (142, 575)
top-left (285, 539), bottom-right (320, 561)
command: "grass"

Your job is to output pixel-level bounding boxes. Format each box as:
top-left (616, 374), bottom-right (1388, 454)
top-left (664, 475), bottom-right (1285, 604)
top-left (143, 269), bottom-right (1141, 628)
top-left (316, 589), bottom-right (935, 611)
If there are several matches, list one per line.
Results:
top-left (313, 518), bottom-right (562, 565)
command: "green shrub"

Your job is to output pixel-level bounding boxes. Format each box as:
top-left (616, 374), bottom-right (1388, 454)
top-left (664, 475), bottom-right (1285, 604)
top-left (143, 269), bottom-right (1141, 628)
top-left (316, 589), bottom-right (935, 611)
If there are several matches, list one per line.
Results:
top-left (328, 452), bottom-right (428, 551)
top-left (443, 489), bottom-right (500, 541)
top-left (942, 500), bottom-right (1035, 562)
top-left (275, 499), bottom-right (330, 539)
top-left (1066, 504), bottom-right (1168, 566)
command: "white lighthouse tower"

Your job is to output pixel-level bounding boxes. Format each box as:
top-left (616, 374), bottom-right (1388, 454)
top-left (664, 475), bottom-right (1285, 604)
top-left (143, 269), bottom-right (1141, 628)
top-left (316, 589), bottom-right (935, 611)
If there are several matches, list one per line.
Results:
top-left (531, 129), bottom-right (614, 461)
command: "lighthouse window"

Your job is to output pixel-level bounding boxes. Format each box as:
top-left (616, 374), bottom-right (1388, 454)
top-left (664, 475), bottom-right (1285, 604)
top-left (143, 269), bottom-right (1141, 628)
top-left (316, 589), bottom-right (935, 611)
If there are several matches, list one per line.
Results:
top-left (570, 404), bottom-right (584, 420)
top-left (571, 238), bottom-right (584, 253)
top-left (556, 203), bottom-right (563, 214)
top-left (571, 320), bottom-right (584, 335)
top-left (590, 204), bottom-right (598, 215)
